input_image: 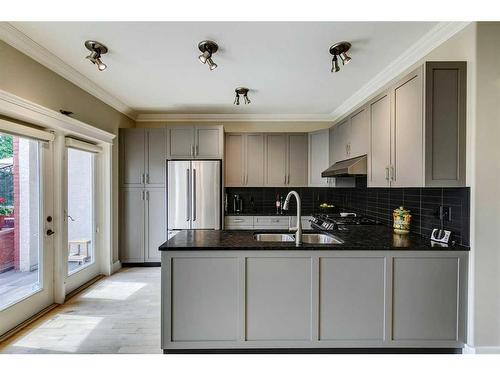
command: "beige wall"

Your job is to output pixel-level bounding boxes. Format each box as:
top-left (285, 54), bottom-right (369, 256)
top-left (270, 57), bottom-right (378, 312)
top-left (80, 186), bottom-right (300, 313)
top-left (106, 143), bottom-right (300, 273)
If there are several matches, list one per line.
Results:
top-left (0, 40), bottom-right (134, 265)
top-left (136, 120), bottom-right (332, 133)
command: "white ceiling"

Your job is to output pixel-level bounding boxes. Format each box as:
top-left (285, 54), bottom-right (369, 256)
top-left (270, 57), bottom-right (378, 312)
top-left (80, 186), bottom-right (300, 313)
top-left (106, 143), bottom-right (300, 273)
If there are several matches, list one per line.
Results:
top-left (11, 22), bottom-right (438, 116)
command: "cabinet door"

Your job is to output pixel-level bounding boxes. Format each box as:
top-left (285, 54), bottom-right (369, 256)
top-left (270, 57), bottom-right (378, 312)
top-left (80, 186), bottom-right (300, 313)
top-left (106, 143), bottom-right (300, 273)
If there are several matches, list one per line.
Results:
top-left (168, 126), bottom-right (194, 158)
top-left (120, 188), bottom-right (145, 262)
top-left (265, 134), bottom-right (288, 186)
top-left (245, 134), bottom-right (265, 186)
top-left (349, 107), bottom-right (369, 158)
top-left (120, 128), bottom-right (145, 187)
top-left (319, 257), bottom-right (386, 341)
top-left (224, 134), bottom-right (244, 186)
top-left (308, 130), bottom-right (329, 187)
top-left (287, 134), bottom-right (308, 186)
top-left (332, 120), bottom-right (350, 162)
top-left (392, 68), bottom-right (423, 187)
top-left (195, 126), bottom-right (222, 158)
top-left (145, 188), bottom-right (166, 262)
top-left (369, 93), bottom-right (391, 187)
top-left (146, 128), bottom-right (167, 187)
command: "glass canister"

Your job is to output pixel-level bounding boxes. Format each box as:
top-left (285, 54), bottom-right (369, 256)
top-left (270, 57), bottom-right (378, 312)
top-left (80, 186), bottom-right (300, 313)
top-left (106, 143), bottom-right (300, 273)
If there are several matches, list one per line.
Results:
top-left (393, 206), bottom-right (411, 234)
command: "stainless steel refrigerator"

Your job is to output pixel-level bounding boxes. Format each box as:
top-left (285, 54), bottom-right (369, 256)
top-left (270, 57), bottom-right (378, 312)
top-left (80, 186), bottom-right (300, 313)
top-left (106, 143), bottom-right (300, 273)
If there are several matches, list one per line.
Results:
top-left (167, 160), bottom-right (221, 230)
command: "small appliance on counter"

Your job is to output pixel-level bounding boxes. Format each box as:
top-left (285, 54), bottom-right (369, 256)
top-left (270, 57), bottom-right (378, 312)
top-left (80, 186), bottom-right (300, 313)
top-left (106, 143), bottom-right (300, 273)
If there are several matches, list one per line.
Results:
top-left (233, 194), bottom-right (243, 214)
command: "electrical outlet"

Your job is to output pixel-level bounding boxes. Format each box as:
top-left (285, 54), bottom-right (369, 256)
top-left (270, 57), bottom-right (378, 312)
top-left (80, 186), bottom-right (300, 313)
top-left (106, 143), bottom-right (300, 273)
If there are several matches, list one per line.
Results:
top-left (439, 206), bottom-right (452, 222)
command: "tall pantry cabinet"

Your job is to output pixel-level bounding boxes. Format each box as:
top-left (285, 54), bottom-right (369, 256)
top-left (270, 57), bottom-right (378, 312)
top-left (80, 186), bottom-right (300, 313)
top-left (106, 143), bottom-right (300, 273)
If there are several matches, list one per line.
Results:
top-left (120, 128), bottom-right (167, 263)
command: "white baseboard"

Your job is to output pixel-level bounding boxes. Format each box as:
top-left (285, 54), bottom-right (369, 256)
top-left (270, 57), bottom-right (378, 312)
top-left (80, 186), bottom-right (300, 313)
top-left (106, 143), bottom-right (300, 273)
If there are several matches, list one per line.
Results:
top-left (463, 345), bottom-right (500, 354)
top-left (111, 260), bottom-right (122, 274)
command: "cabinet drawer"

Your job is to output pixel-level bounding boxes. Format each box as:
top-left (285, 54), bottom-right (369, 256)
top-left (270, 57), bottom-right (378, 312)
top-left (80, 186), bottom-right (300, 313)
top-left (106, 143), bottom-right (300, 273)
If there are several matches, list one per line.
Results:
top-left (225, 216), bottom-right (254, 229)
top-left (254, 216), bottom-right (290, 229)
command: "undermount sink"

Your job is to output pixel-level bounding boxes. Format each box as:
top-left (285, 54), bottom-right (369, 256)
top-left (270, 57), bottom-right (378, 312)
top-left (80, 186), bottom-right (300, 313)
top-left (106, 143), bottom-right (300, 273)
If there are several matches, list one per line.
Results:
top-left (253, 232), bottom-right (344, 244)
top-left (253, 233), bottom-right (295, 242)
top-left (301, 233), bottom-right (344, 244)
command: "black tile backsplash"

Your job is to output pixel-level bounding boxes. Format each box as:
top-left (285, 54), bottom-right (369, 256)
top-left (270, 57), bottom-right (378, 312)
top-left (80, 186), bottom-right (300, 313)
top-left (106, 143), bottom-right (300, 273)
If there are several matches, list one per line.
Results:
top-left (225, 186), bottom-right (470, 246)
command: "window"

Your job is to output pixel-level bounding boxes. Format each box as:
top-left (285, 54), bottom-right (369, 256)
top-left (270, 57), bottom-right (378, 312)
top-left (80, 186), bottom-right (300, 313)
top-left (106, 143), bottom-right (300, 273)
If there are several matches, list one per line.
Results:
top-left (67, 148), bottom-right (96, 275)
top-left (0, 133), bottom-right (42, 310)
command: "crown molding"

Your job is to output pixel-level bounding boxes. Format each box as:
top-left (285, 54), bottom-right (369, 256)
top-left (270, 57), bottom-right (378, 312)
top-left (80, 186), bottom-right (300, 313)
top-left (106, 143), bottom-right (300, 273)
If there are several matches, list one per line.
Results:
top-left (135, 113), bottom-right (334, 122)
top-left (330, 21), bottom-right (471, 121)
top-left (0, 22), bottom-right (136, 120)
top-left (0, 88), bottom-right (115, 143)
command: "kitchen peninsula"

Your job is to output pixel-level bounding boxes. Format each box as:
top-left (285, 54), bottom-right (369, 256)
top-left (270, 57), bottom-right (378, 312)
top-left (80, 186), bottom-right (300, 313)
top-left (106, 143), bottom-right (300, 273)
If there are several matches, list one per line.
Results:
top-left (159, 226), bottom-right (469, 353)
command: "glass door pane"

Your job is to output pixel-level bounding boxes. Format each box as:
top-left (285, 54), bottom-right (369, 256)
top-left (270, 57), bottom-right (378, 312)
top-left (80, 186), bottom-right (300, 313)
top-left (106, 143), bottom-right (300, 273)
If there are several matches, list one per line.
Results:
top-left (67, 148), bottom-right (95, 275)
top-left (0, 134), bottom-right (42, 310)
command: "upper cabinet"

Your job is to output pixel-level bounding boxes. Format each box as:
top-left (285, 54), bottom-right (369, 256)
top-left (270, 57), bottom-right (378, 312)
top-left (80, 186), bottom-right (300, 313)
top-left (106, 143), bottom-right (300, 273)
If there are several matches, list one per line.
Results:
top-left (168, 125), bottom-right (223, 159)
top-left (368, 62), bottom-right (466, 188)
top-left (120, 128), bottom-right (167, 187)
top-left (265, 134), bottom-right (288, 186)
top-left (308, 129), bottom-right (330, 187)
top-left (330, 107), bottom-right (369, 164)
top-left (225, 133), bottom-right (265, 187)
top-left (331, 120), bottom-right (351, 163)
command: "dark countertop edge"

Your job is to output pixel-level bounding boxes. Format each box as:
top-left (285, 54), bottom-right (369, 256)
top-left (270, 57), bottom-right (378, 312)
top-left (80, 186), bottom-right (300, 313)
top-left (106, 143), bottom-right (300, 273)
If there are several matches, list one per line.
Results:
top-left (225, 212), bottom-right (315, 217)
top-left (160, 246), bottom-right (469, 251)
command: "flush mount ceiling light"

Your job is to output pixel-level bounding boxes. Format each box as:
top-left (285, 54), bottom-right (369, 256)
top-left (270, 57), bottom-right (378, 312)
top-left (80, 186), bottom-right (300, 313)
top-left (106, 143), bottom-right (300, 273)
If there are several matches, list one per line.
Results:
top-left (234, 87), bottom-right (251, 105)
top-left (85, 40), bottom-right (108, 71)
top-left (198, 40), bottom-right (219, 71)
top-left (329, 41), bottom-right (352, 73)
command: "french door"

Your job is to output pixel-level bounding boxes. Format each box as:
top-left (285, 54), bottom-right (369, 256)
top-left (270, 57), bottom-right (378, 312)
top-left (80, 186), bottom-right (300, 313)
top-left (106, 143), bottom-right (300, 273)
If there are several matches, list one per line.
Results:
top-left (0, 132), bottom-right (54, 336)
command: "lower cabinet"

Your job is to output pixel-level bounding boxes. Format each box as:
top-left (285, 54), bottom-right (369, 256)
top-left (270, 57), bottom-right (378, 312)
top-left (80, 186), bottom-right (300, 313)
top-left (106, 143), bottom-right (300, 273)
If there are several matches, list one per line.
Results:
top-left (120, 187), bottom-right (166, 263)
top-left (162, 251), bottom-right (468, 350)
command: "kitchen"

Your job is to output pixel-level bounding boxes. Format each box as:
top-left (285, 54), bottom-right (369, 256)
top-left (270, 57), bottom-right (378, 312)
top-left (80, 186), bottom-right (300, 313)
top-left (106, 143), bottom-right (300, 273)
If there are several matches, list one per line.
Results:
top-left (1, 14), bottom-right (499, 366)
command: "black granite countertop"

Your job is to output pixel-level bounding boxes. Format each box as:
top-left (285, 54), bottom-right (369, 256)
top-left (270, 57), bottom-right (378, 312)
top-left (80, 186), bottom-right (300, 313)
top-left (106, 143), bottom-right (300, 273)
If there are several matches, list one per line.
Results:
top-left (159, 226), bottom-right (470, 251)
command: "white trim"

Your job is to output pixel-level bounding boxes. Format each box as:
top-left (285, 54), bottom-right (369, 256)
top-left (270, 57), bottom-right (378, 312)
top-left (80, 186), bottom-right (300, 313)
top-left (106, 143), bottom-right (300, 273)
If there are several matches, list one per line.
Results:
top-left (0, 89), bottom-right (115, 144)
top-left (111, 260), bottom-right (122, 274)
top-left (462, 344), bottom-right (476, 354)
top-left (0, 118), bottom-right (54, 141)
top-left (65, 137), bottom-right (102, 153)
top-left (466, 346), bottom-right (500, 354)
top-left (330, 22), bottom-right (471, 122)
top-left (0, 22), bottom-right (136, 120)
top-left (136, 113), bottom-right (334, 122)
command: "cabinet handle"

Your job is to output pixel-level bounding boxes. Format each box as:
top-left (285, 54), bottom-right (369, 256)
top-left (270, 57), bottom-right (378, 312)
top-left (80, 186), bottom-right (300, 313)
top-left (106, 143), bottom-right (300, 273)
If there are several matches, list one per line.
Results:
top-left (234, 219), bottom-right (244, 223)
top-left (390, 165), bottom-right (395, 181)
top-left (146, 191), bottom-right (149, 201)
top-left (141, 173), bottom-right (145, 184)
top-left (186, 169), bottom-right (190, 221)
top-left (142, 191), bottom-right (145, 200)
top-left (385, 167), bottom-right (390, 181)
top-left (191, 144), bottom-right (194, 157)
top-left (284, 175), bottom-right (287, 184)
top-left (195, 144), bottom-right (199, 156)
top-left (245, 175), bottom-right (248, 185)
top-left (146, 173), bottom-right (150, 184)
top-left (192, 168), bottom-right (197, 221)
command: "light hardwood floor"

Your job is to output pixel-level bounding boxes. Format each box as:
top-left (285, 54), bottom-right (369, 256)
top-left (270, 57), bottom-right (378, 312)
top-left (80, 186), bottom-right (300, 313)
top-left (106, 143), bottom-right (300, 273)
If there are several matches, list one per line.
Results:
top-left (0, 267), bottom-right (161, 354)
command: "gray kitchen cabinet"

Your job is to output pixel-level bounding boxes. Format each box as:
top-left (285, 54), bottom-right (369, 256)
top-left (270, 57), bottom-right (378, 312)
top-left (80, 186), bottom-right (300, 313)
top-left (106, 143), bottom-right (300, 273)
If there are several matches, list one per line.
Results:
top-left (319, 256), bottom-right (385, 341)
top-left (120, 186), bottom-right (166, 263)
top-left (120, 188), bottom-right (145, 263)
top-left (368, 91), bottom-right (392, 187)
top-left (287, 134), bottom-right (308, 186)
top-left (424, 61), bottom-right (467, 187)
top-left (169, 257), bottom-right (239, 342)
top-left (162, 250), bottom-right (468, 350)
top-left (168, 125), bottom-right (223, 159)
top-left (224, 134), bottom-right (244, 186)
top-left (246, 134), bottom-right (265, 186)
top-left (391, 68), bottom-right (424, 187)
top-left (145, 188), bottom-right (166, 262)
top-left (349, 106), bottom-right (369, 158)
top-left (331, 119), bottom-right (350, 163)
top-left (253, 216), bottom-right (290, 229)
top-left (392, 256), bottom-right (463, 341)
top-left (224, 215), bottom-right (254, 229)
top-left (308, 129), bottom-right (330, 187)
top-left (246, 257), bottom-right (312, 340)
top-left (265, 134), bottom-right (288, 186)
top-left (120, 127), bottom-right (167, 187)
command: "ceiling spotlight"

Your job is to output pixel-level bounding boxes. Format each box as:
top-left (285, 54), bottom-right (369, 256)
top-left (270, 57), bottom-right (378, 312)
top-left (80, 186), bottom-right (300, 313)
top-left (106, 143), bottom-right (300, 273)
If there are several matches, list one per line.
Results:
top-left (234, 87), bottom-right (251, 106)
top-left (85, 40), bottom-right (108, 71)
top-left (329, 41), bottom-right (352, 73)
top-left (198, 40), bottom-right (219, 71)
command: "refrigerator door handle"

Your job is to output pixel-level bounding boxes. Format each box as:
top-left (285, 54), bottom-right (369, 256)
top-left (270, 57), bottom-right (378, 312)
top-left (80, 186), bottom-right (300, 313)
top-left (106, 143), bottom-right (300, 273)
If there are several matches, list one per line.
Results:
top-left (186, 169), bottom-right (190, 221)
top-left (192, 169), bottom-right (197, 221)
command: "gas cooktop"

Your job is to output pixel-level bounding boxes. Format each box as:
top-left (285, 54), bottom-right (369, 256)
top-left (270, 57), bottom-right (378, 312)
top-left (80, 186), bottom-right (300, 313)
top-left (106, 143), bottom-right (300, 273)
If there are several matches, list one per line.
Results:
top-left (311, 213), bottom-right (380, 231)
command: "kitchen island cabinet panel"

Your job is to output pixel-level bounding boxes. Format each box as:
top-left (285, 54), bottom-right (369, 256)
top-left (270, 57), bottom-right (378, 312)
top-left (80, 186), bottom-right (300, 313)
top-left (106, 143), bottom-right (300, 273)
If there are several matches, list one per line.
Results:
top-left (170, 257), bottom-right (239, 342)
top-left (319, 257), bottom-right (385, 341)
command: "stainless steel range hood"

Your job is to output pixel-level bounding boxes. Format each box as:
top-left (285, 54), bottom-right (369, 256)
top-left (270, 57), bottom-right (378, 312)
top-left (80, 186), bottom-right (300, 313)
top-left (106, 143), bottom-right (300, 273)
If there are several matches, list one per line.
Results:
top-left (321, 155), bottom-right (367, 177)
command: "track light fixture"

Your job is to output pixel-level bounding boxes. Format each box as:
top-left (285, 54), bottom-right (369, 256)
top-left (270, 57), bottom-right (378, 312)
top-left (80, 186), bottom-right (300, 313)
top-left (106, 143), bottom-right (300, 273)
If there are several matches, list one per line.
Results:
top-left (329, 41), bottom-right (352, 73)
top-left (234, 87), bottom-right (251, 105)
top-left (85, 40), bottom-right (108, 71)
top-left (198, 40), bottom-right (219, 71)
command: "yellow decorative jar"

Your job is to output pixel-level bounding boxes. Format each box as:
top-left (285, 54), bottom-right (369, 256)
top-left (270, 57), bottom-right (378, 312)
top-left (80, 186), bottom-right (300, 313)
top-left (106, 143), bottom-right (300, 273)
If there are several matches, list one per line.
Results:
top-left (393, 206), bottom-right (411, 234)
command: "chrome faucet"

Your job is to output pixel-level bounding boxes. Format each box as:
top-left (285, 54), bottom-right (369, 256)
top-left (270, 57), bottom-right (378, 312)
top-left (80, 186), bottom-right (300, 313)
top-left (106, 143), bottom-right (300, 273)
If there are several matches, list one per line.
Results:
top-left (283, 190), bottom-right (302, 246)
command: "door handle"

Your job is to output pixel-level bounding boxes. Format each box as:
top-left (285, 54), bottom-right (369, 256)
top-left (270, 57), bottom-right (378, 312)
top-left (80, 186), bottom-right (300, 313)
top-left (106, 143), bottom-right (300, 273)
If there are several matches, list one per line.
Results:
top-left (146, 174), bottom-right (150, 184)
top-left (46, 229), bottom-right (55, 236)
top-left (195, 144), bottom-right (199, 156)
top-left (146, 191), bottom-right (150, 201)
top-left (186, 169), bottom-right (190, 221)
top-left (385, 167), bottom-right (390, 181)
top-left (390, 165), bottom-right (395, 181)
top-left (192, 169), bottom-right (196, 221)
top-left (141, 173), bottom-right (145, 184)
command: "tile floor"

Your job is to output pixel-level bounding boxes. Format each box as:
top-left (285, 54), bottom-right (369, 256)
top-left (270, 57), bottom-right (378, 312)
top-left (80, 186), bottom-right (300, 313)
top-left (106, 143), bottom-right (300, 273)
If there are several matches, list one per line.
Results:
top-left (0, 267), bottom-right (161, 354)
